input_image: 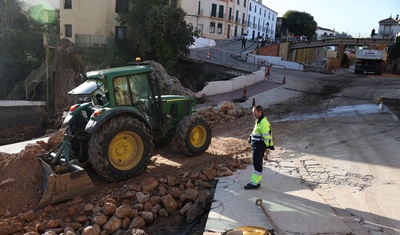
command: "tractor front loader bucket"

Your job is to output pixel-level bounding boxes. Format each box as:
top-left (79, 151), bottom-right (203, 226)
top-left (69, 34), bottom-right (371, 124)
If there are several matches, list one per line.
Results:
top-left (35, 158), bottom-right (96, 209)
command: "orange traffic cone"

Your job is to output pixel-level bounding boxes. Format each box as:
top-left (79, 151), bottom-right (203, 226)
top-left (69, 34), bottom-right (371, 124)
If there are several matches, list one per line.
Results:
top-left (242, 85), bottom-right (247, 99)
top-left (282, 76), bottom-right (286, 84)
top-left (206, 51), bottom-right (210, 59)
top-left (233, 85), bottom-right (248, 102)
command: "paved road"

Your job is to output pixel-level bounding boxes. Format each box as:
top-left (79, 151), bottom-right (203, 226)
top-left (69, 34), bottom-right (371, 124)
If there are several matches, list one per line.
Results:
top-left (203, 65), bottom-right (400, 235)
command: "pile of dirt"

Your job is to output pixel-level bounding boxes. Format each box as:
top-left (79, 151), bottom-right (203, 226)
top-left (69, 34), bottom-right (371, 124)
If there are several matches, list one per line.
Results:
top-left (0, 130), bottom-right (64, 218)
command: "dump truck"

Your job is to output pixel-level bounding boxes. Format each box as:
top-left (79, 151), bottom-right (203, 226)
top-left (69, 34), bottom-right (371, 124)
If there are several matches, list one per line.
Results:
top-left (354, 46), bottom-right (387, 75)
top-left (37, 60), bottom-right (212, 208)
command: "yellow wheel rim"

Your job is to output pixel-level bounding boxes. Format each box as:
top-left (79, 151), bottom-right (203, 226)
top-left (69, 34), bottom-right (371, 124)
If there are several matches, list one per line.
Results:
top-left (108, 131), bottom-right (143, 171)
top-left (190, 125), bottom-right (207, 148)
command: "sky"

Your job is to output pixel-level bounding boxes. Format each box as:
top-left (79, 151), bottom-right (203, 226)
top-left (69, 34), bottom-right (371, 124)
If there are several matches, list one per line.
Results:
top-left (263, 0), bottom-right (400, 38)
top-left (23, 0), bottom-right (399, 38)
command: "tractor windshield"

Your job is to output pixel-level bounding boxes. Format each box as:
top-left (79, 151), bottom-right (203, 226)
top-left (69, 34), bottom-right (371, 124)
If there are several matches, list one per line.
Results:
top-left (68, 80), bottom-right (108, 106)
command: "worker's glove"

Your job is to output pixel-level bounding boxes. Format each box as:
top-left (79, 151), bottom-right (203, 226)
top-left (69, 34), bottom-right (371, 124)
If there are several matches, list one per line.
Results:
top-left (248, 136), bottom-right (251, 144)
top-left (267, 145), bottom-right (275, 150)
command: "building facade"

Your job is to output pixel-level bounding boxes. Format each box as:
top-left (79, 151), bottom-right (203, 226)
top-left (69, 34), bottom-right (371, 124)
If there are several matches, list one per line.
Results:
top-left (178, 0), bottom-right (249, 40)
top-left (315, 26), bottom-right (336, 40)
top-left (246, 0), bottom-right (276, 41)
top-left (177, 0), bottom-right (276, 41)
top-left (377, 15), bottom-right (400, 41)
top-left (59, 0), bottom-right (128, 47)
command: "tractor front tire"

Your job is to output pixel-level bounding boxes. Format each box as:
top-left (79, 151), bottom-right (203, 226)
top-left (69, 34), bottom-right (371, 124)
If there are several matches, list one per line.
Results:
top-left (88, 116), bottom-right (153, 181)
top-left (176, 114), bottom-right (212, 156)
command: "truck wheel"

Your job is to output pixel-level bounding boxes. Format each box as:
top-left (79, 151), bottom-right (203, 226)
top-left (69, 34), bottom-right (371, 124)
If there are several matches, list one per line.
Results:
top-left (176, 114), bottom-right (212, 156)
top-left (88, 116), bottom-right (153, 181)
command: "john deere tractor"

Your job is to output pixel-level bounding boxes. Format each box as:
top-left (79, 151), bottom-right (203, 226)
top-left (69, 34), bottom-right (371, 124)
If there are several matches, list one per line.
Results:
top-left (38, 61), bottom-right (211, 207)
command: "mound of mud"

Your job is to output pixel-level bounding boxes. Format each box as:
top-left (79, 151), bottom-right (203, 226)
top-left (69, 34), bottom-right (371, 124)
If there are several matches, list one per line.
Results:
top-left (0, 130), bottom-right (64, 217)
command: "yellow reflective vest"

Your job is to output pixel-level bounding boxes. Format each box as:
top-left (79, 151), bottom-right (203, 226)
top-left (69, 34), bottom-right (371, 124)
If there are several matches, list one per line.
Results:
top-left (251, 116), bottom-right (273, 147)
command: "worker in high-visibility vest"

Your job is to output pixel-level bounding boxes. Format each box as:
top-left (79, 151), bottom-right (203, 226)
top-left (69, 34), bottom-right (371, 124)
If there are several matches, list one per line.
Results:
top-left (245, 105), bottom-right (274, 190)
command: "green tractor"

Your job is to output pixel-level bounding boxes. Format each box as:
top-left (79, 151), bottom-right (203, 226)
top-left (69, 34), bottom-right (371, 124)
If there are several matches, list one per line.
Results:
top-left (38, 61), bottom-right (212, 207)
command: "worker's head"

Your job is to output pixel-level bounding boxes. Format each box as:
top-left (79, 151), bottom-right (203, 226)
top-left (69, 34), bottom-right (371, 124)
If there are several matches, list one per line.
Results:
top-left (252, 105), bottom-right (263, 119)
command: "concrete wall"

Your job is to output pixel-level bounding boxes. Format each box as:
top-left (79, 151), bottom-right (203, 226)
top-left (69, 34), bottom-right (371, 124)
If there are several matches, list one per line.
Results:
top-left (0, 101), bottom-right (47, 146)
top-left (196, 70), bottom-right (266, 96)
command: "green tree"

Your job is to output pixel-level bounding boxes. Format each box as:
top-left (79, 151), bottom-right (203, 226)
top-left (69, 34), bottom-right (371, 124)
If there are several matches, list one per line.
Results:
top-left (117, 0), bottom-right (199, 71)
top-left (282, 10), bottom-right (317, 40)
top-left (388, 37), bottom-right (400, 61)
top-left (0, 0), bottom-right (46, 99)
top-left (336, 31), bottom-right (353, 38)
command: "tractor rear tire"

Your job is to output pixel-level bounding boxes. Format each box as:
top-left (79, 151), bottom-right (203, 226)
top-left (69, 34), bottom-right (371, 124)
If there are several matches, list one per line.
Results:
top-left (175, 114), bottom-right (212, 156)
top-left (88, 116), bottom-right (153, 181)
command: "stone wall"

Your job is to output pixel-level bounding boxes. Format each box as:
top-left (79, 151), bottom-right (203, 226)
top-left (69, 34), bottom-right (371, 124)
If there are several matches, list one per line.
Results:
top-left (0, 101), bottom-right (47, 145)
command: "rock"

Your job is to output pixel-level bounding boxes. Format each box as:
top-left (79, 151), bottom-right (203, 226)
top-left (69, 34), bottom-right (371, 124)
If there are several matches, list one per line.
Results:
top-left (136, 192), bottom-right (150, 204)
top-left (101, 202), bottom-right (117, 216)
top-left (123, 228), bottom-right (148, 235)
top-left (140, 177), bottom-right (159, 192)
top-left (81, 225), bottom-right (100, 235)
top-left (75, 216), bottom-right (88, 224)
top-left (121, 191), bottom-right (136, 199)
top-left (158, 186), bottom-right (167, 196)
top-left (179, 188), bottom-right (198, 202)
top-left (185, 204), bottom-right (204, 223)
top-left (115, 204), bottom-right (133, 219)
top-left (64, 227), bottom-right (76, 235)
top-left (121, 217), bottom-right (131, 230)
top-left (139, 211), bottom-right (154, 224)
top-left (151, 204), bottom-right (162, 215)
top-left (92, 213), bottom-right (108, 226)
top-left (161, 194), bottom-right (177, 214)
top-left (203, 168), bottom-right (217, 180)
top-left (167, 176), bottom-right (178, 186)
top-left (84, 204), bottom-right (95, 212)
top-left (167, 187), bottom-right (182, 199)
top-left (102, 215), bottom-right (122, 234)
top-left (180, 202), bottom-right (193, 215)
top-left (143, 201), bottom-right (153, 212)
top-left (158, 208), bottom-right (168, 217)
top-left (129, 217), bottom-right (146, 229)
top-left (217, 166), bottom-right (233, 177)
top-left (24, 210), bottom-right (35, 222)
top-left (38, 219), bottom-right (60, 233)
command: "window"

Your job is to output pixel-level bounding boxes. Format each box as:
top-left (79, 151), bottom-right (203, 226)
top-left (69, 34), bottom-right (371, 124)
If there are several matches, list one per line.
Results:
top-left (116, 0), bottom-right (129, 13)
top-left (65, 24), bottom-right (72, 37)
top-left (244, 0), bottom-right (246, 7)
top-left (229, 7), bottom-right (232, 21)
top-left (218, 5), bottom-right (224, 18)
top-left (237, 0), bottom-right (240, 5)
top-left (64, 0), bottom-right (71, 9)
top-left (198, 1), bottom-right (201, 15)
top-left (242, 13), bottom-right (245, 24)
top-left (254, 6), bottom-right (256, 13)
top-left (235, 10), bottom-right (239, 22)
top-left (249, 3), bottom-right (252, 11)
top-left (211, 4), bottom-right (217, 17)
top-left (113, 76), bottom-right (133, 106)
top-left (210, 22), bottom-right (215, 33)
top-left (115, 26), bottom-right (127, 40)
top-left (217, 23), bottom-right (223, 34)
